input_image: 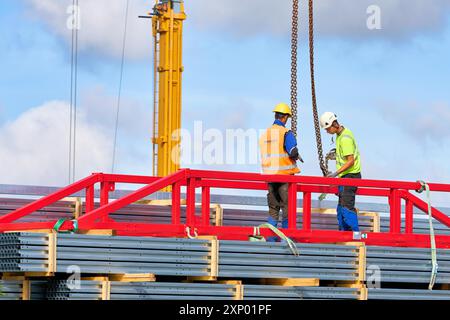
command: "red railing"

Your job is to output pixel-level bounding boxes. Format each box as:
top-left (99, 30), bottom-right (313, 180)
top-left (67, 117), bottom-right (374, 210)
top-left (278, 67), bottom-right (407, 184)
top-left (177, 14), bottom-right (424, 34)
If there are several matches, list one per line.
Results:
top-left (1, 169), bottom-right (450, 248)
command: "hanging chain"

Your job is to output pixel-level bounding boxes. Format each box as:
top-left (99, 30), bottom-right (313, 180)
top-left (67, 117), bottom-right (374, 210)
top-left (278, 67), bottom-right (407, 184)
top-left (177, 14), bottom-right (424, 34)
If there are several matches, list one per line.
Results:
top-left (308, 0), bottom-right (329, 176)
top-left (290, 0), bottom-right (299, 136)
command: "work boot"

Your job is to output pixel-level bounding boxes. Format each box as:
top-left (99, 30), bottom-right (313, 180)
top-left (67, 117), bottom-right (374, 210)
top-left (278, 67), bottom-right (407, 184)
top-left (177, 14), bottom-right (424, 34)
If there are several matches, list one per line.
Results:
top-left (266, 217), bottom-right (279, 243)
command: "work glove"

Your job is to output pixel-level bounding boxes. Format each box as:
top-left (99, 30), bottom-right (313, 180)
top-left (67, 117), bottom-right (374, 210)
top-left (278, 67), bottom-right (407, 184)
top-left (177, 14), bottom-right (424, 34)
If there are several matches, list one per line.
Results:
top-left (327, 171), bottom-right (339, 178)
top-left (289, 147), bottom-right (304, 163)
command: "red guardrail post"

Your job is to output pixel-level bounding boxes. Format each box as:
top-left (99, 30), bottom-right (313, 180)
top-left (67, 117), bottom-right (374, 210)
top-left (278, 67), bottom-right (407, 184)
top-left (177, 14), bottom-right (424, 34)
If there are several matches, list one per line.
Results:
top-left (100, 182), bottom-right (109, 206)
top-left (85, 184), bottom-right (95, 214)
top-left (405, 197), bottom-right (414, 234)
top-left (100, 181), bottom-right (115, 223)
top-left (390, 189), bottom-right (401, 233)
top-left (186, 177), bottom-right (196, 225)
top-left (201, 185), bottom-right (211, 226)
top-left (302, 192), bottom-right (312, 231)
top-left (288, 183), bottom-right (297, 229)
top-left (172, 181), bottom-right (181, 225)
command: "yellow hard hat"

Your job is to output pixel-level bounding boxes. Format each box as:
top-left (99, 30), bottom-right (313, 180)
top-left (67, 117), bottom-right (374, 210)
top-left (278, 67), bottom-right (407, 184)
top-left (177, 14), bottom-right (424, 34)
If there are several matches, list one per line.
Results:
top-left (273, 103), bottom-right (292, 116)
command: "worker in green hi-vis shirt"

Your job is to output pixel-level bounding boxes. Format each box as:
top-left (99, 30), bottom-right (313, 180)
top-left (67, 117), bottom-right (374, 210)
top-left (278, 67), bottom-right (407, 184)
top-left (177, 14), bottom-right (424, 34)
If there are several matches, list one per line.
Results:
top-left (320, 112), bottom-right (361, 232)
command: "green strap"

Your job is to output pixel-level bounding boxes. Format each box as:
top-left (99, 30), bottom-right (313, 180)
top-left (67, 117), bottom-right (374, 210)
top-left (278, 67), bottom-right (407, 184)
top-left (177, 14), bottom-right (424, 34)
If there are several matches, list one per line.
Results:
top-left (417, 181), bottom-right (438, 290)
top-left (53, 219), bottom-right (79, 234)
top-left (53, 219), bottom-right (66, 232)
top-left (254, 223), bottom-right (299, 256)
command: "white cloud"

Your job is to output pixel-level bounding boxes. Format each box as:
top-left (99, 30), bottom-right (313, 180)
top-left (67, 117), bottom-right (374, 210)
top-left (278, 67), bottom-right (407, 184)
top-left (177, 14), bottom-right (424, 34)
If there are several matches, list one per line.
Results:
top-left (190, 0), bottom-right (450, 39)
top-left (0, 86), bottom-right (154, 187)
top-left (24, 0), bottom-right (450, 60)
top-left (379, 101), bottom-right (450, 144)
top-left (0, 101), bottom-right (112, 186)
top-left (25, 0), bottom-right (152, 60)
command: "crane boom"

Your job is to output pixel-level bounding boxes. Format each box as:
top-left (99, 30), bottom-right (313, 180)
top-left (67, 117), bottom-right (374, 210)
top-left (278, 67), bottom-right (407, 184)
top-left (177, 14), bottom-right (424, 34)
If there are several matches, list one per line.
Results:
top-left (151, 0), bottom-right (186, 177)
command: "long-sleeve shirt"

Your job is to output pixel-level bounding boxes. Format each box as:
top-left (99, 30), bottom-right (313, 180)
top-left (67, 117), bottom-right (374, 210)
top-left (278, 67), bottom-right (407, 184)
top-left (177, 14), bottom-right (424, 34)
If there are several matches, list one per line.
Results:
top-left (273, 119), bottom-right (298, 156)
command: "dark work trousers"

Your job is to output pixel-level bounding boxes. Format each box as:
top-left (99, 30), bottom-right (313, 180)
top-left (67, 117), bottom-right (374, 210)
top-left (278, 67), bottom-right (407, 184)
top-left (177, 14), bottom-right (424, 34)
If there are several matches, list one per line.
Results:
top-left (267, 183), bottom-right (289, 221)
top-left (338, 172), bottom-right (362, 212)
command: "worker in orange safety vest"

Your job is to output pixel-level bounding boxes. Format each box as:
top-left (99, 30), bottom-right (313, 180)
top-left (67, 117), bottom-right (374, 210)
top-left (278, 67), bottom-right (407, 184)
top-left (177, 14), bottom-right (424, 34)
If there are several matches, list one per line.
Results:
top-left (259, 103), bottom-right (303, 241)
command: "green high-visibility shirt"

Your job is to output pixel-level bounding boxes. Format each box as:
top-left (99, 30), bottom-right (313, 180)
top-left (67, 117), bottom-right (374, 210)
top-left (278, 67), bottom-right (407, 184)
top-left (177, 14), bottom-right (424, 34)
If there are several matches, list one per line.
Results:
top-left (336, 127), bottom-right (361, 177)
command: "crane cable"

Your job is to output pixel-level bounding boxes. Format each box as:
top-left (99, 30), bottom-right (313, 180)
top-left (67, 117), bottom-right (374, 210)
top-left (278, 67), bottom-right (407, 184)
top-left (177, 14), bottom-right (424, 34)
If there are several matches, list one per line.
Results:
top-left (111, 0), bottom-right (130, 173)
top-left (290, 0), bottom-right (299, 136)
top-left (308, 0), bottom-right (328, 176)
top-left (68, 0), bottom-right (79, 184)
top-left (290, 0), bottom-right (329, 176)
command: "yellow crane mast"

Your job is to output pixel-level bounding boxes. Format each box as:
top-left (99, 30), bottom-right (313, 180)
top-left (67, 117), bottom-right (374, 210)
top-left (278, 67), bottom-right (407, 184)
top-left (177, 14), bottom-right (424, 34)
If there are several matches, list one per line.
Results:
top-left (151, 0), bottom-right (186, 177)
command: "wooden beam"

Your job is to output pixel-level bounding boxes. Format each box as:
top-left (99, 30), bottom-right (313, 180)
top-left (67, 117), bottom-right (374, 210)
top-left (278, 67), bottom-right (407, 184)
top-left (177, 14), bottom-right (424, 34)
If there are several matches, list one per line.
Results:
top-left (47, 232), bottom-right (57, 274)
top-left (212, 204), bottom-right (223, 227)
top-left (187, 276), bottom-right (218, 282)
top-left (109, 273), bottom-right (156, 282)
top-left (77, 229), bottom-right (116, 236)
top-left (261, 278), bottom-right (319, 287)
top-left (22, 280), bottom-right (31, 301)
top-left (101, 280), bottom-right (111, 300)
top-left (5, 229), bottom-right (55, 234)
top-left (198, 236), bottom-right (219, 278)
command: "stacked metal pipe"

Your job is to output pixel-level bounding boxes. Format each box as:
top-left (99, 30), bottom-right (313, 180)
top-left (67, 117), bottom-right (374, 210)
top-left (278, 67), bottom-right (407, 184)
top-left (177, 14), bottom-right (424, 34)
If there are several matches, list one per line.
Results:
top-left (368, 288), bottom-right (450, 300)
top-left (222, 208), bottom-right (376, 232)
top-left (0, 280), bottom-right (46, 300)
top-left (110, 282), bottom-right (237, 300)
top-left (0, 233), bottom-right (211, 277)
top-left (0, 198), bottom-right (74, 223)
top-left (218, 241), bottom-right (360, 281)
top-left (366, 246), bottom-right (450, 284)
top-left (380, 216), bottom-right (450, 235)
top-left (244, 285), bottom-right (361, 300)
top-left (42, 279), bottom-right (361, 300)
top-left (43, 280), bottom-right (239, 300)
top-left (1, 233), bottom-right (362, 281)
top-left (0, 280), bottom-right (23, 300)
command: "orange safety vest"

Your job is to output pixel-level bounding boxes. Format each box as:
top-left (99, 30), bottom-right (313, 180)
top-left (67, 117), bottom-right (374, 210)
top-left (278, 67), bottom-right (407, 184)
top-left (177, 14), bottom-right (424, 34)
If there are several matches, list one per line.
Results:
top-left (259, 125), bottom-right (301, 175)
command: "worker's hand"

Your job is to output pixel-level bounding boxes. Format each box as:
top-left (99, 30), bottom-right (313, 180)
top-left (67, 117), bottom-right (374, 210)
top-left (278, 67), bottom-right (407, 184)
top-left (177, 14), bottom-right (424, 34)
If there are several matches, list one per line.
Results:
top-left (327, 171), bottom-right (339, 178)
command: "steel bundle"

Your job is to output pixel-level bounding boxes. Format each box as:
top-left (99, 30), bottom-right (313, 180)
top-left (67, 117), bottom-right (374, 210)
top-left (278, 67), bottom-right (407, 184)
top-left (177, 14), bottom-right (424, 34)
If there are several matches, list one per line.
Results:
top-left (218, 241), bottom-right (361, 281)
top-left (0, 233), bottom-right (211, 276)
top-left (43, 280), bottom-right (360, 300)
top-left (0, 280), bottom-right (23, 300)
top-left (367, 288), bottom-right (450, 300)
top-left (366, 246), bottom-right (450, 283)
top-left (243, 285), bottom-right (361, 300)
top-left (0, 280), bottom-right (46, 300)
top-left (221, 208), bottom-right (376, 232)
top-left (1, 233), bottom-right (363, 281)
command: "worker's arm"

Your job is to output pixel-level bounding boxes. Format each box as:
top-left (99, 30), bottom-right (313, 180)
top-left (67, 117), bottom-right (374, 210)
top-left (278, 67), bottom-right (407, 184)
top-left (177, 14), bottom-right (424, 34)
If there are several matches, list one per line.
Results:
top-left (284, 131), bottom-right (304, 163)
top-left (337, 154), bottom-right (355, 174)
top-left (328, 154), bottom-right (355, 177)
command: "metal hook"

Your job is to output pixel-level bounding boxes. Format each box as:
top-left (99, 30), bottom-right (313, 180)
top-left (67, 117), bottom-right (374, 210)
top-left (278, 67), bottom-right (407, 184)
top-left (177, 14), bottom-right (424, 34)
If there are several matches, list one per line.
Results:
top-left (185, 227), bottom-right (198, 239)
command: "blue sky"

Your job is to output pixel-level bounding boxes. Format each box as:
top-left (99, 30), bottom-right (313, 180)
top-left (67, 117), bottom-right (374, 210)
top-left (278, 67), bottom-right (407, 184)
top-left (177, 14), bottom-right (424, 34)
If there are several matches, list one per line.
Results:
top-left (1, 0), bottom-right (450, 206)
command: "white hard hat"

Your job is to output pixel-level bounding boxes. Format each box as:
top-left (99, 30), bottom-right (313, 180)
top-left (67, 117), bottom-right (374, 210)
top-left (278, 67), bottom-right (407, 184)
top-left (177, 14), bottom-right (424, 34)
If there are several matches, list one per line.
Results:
top-left (320, 112), bottom-right (338, 129)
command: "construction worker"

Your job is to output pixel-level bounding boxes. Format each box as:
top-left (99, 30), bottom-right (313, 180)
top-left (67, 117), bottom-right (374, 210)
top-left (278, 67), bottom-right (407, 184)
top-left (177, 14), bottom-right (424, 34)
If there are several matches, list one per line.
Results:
top-left (259, 103), bottom-right (302, 241)
top-left (320, 112), bottom-right (361, 232)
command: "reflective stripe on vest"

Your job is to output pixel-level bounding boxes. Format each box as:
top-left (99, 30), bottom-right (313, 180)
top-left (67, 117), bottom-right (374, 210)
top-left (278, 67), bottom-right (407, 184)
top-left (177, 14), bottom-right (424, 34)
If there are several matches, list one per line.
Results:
top-left (259, 125), bottom-right (300, 175)
top-left (261, 154), bottom-right (291, 161)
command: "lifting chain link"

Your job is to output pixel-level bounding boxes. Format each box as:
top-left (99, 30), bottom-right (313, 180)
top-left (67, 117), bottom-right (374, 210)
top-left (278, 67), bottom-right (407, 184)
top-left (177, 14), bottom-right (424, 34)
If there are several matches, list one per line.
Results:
top-left (308, 0), bottom-right (329, 176)
top-left (290, 0), bottom-right (299, 137)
